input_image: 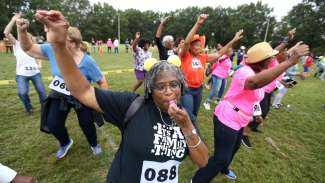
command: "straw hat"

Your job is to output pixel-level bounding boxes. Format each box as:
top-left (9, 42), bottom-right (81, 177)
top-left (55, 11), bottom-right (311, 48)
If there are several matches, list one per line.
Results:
top-left (246, 42), bottom-right (279, 64)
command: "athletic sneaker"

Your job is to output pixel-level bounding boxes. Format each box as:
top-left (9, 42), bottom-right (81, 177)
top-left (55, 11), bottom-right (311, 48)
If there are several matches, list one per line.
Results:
top-left (56, 139), bottom-right (73, 159)
top-left (214, 98), bottom-right (220, 104)
top-left (241, 135), bottom-right (252, 148)
top-left (27, 108), bottom-right (33, 114)
top-left (203, 102), bottom-right (211, 110)
top-left (204, 83), bottom-right (211, 89)
top-left (229, 70), bottom-right (235, 77)
top-left (272, 104), bottom-right (282, 109)
top-left (91, 144), bottom-right (103, 155)
top-left (225, 169), bottom-right (237, 180)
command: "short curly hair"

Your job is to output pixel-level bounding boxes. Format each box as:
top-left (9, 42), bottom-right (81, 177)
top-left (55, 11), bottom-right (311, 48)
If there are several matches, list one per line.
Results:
top-left (144, 61), bottom-right (186, 99)
top-left (138, 39), bottom-right (151, 49)
top-left (162, 35), bottom-right (174, 47)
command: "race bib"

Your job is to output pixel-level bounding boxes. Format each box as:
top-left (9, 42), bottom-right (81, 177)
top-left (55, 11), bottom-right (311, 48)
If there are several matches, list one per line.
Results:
top-left (275, 81), bottom-right (285, 90)
top-left (167, 50), bottom-right (175, 56)
top-left (49, 76), bottom-right (70, 95)
top-left (24, 66), bottom-right (37, 71)
top-left (140, 160), bottom-right (180, 183)
top-left (191, 58), bottom-right (202, 69)
top-left (253, 102), bottom-right (262, 116)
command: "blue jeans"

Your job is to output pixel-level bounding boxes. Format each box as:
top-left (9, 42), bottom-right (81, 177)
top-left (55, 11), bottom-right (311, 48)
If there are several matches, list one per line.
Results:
top-left (192, 116), bottom-right (243, 182)
top-left (16, 73), bottom-right (47, 112)
top-left (181, 86), bottom-right (203, 123)
top-left (206, 75), bottom-right (227, 103)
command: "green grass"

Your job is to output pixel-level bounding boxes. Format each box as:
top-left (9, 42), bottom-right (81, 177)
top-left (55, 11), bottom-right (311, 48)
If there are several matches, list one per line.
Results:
top-left (0, 47), bottom-right (324, 183)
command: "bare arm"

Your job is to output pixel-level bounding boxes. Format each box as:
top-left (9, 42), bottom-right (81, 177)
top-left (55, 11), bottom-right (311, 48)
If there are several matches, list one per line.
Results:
top-left (16, 18), bottom-right (47, 60)
top-left (36, 59), bottom-right (42, 69)
top-left (182, 125), bottom-right (209, 167)
top-left (132, 32), bottom-right (140, 52)
top-left (35, 10), bottom-right (102, 112)
top-left (155, 16), bottom-right (170, 38)
top-left (53, 44), bottom-right (101, 111)
top-left (97, 76), bottom-right (109, 89)
top-left (207, 30), bottom-right (244, 63)
top-left (168, 105), bottom-right (208, 167)
top-left (274, 28), bottom-right (296, 52)
top-left (179, 14), bottom-right (208, 57)
top-left (3, 14), bottom-right (20, 44)
top-left (245, 43), bottom-right (309, 90)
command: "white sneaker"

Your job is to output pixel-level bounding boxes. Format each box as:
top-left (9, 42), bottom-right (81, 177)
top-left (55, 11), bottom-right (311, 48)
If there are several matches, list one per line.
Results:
top-left (203, 102), bottom-right (211, 110)
top-left (229, 70), bottom-right (235, 77)
top-left (214, 99), bottom-right (220, 104)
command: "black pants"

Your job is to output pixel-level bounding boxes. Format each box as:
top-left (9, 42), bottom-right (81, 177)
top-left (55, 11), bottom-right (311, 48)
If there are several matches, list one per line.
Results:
top-left (47, 98), bottom-right (97, 147)
top-left (192, 116), bottom-right (243, 182)
top-left (248, 92), bottom-right (272, 130)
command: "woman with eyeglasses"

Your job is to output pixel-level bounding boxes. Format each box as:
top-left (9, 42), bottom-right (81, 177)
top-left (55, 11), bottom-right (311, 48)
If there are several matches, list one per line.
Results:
top-left (17, 18), bottom-right (108, 159)
top-left (179, 14), bottom-right (243, 122)
top-left (192, 41), bottom-right (309, 182)
top-left (33, 10), bottom-right (209, 183)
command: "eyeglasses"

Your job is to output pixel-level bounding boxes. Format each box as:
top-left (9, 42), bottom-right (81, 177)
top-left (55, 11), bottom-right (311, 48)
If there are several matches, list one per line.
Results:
top-left (152, 81), bottom-right (181, 93)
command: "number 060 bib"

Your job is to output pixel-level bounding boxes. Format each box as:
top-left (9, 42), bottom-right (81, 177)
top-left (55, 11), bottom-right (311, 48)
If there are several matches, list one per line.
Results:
top-left (49, 76), bottom-right (70, 95)
top-left (140, 160), bottom-right (180, 183)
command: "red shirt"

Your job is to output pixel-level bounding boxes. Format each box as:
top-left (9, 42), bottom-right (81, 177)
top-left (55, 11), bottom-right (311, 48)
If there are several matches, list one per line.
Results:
top-left (180, 52), bottom-right (208, 88)
top-left (304, 56), bottom-right (313, 67)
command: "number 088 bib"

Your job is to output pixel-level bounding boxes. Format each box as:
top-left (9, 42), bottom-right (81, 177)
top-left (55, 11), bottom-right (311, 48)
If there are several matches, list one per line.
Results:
top-left (49, 76), bottom-right (70, 95)
top-left (140, 160), bottom-right (180, 183)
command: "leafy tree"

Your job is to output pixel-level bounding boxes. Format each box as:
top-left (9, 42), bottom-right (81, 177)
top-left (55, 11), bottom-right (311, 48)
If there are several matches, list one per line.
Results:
top-left (1, 0), bottom-right (324, 54)
top-left (276, 0), bottom-right (325, 54)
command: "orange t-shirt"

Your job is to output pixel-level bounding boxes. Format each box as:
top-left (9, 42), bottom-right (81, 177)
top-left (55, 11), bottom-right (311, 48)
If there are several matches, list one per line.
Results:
top-left (180, 52), bottom-right (208, 88)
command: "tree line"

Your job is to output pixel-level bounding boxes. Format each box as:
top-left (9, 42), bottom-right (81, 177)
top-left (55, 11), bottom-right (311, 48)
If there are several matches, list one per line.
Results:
top-left (1, 0), bottom-right (324, 54)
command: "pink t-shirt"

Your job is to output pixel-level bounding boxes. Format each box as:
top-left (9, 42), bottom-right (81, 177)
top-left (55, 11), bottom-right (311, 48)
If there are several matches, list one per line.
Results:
top-left (264, 59), bottom-right (284, 93)
top-left (107, 40), bottom-right (113, 47)
top-left (212, 55), bottom-right (232, 79)
top-left (214, 65), bottom-right (265, 131)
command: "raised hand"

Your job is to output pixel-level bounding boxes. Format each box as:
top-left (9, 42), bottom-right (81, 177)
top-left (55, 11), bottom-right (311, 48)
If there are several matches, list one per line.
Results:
top-left (288, 28), bottom-right (296, 40)
top-left (160, 16), bottom-right (171, 24)
top-left (16, 18), bottom-right (30, 32)
top-left (289, 43), bottom-right (309, 64)
top-left (288, 41), bottom-right (303, 53)
top-left (232, 29), bottom-right (244, 42)
top-left (197, 14), bottom-right (208, 25)
top-left (12, 12), bottom-right (22, 21)
top-left (35, 10), bottom-right (69, 45)
top-left (135, 32), bottom-right (140, 39)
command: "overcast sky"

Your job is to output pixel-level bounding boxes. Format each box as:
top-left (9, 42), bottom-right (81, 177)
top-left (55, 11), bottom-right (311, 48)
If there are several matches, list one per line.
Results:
top-left (89, 0), bottom-right (302, 21)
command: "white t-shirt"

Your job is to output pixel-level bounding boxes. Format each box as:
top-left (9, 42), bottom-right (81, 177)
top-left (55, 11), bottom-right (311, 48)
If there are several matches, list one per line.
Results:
top-left (113, 39), bottom-right (119, 47)
top-left (0, 163), bottom-right (17, 183)
top-left (13, 41), bottom-right (40, 76)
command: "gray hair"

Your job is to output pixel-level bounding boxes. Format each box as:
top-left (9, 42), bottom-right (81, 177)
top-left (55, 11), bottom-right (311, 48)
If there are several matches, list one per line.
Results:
top-left (162, 35), bottom-right (174, 47)
top-left (144, 61), bottom-right (186, 99)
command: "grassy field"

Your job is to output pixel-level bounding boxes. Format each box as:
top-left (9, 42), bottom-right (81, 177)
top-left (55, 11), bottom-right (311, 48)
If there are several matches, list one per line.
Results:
top-left (0, 46), bottom-right (324, 183)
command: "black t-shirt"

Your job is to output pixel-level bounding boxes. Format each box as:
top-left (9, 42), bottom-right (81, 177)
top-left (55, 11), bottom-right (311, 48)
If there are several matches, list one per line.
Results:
top-left (95, 88), bottom-right (189, 183)
top-left (154, 37), bottom-right (176, 61)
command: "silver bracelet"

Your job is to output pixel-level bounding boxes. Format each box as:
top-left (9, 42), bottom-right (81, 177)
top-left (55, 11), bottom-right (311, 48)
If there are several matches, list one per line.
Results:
top-left (187, 136), bottom-right (202, 148)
